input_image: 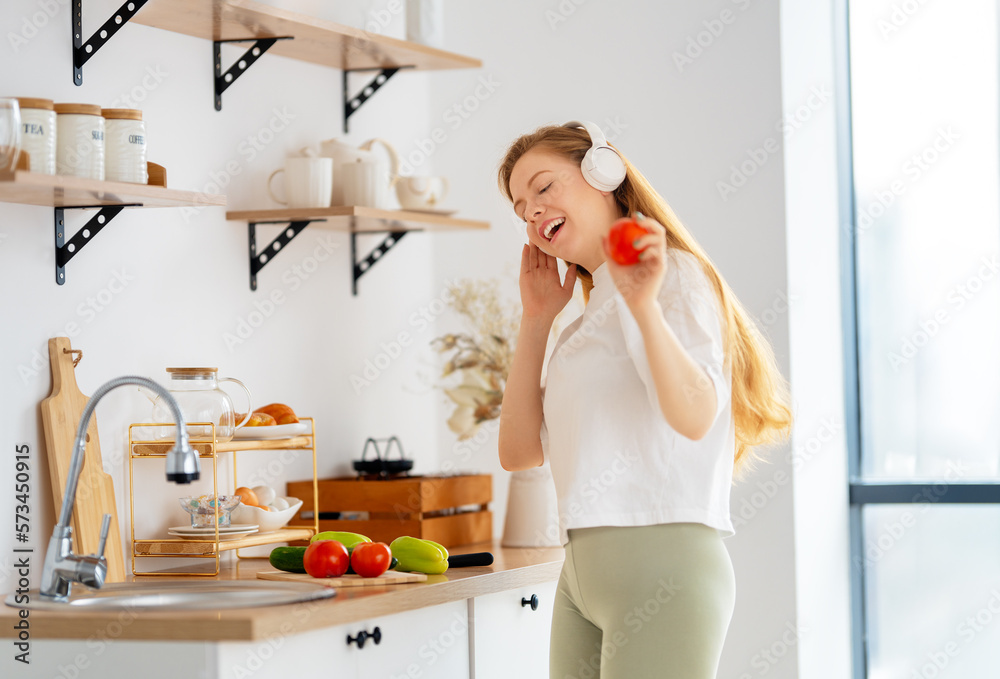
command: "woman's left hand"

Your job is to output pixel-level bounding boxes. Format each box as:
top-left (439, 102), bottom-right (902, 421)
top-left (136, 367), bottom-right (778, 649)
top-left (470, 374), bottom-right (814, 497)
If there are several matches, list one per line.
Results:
top-left (603, 213), bottom-right (668, 310)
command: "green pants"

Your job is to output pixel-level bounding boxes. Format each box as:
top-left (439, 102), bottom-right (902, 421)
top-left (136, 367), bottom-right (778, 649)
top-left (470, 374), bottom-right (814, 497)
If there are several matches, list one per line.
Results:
top-left (549, 522), bottom-right (735, 679)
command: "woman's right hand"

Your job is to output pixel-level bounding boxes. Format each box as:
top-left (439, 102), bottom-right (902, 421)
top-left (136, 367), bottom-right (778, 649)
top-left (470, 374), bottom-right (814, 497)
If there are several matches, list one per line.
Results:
top-left (519, 243), bottom-right (577, 322)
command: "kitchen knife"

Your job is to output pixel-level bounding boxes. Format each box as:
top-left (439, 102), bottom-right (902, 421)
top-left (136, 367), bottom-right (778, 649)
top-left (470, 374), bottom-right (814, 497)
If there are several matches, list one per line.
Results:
top-left (447, 552), bottom-right (494, 568)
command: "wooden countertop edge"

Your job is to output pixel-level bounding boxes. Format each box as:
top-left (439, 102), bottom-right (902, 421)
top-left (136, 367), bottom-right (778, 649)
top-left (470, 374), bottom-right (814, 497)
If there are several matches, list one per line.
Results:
top-left (0, 545), bottom-right (564, 642)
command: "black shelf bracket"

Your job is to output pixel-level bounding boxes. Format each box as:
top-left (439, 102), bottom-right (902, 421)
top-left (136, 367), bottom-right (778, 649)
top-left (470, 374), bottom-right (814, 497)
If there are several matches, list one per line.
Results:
top-left (72, 0), bottom-right (149, 85)
top-left (214, 37), bottom-right (292, 111)
top-left (54, 204), bottom-right (138, 285)
top-left (248, 219), bottom-right (324, 291)
top-left (351, 223), bottom-right (411, 296)
top-left (342, 67), bottom-right (410, 133)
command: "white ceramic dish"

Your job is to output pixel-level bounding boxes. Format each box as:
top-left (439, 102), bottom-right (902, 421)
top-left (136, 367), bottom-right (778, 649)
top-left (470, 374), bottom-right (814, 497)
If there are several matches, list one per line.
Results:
top-left (233, 422), bottom-right (310, 439)
top-left (168, 525), bottom-right (259, 540)
top-left (167, 524), bottom-right (258, 534)
top-left (231, 498), bottom-right (303, 533)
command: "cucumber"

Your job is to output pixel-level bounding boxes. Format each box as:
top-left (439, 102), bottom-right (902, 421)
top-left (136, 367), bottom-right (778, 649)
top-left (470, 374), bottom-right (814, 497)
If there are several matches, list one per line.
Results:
top-left (269, 546), bottom-right (307, 573)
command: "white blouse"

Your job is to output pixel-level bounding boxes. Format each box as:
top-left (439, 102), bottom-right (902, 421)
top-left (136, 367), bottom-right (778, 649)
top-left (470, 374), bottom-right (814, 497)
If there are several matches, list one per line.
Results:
top-left (540, 248), bottom-right (736, 545)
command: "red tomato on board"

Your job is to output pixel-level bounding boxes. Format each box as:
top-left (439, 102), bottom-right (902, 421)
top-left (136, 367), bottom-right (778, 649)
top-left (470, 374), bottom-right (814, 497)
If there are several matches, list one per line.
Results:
top-left (606, 218), bottom-right (650, 265)
top-left (303, 540), bottom-right (350, 578)
top-left (351, 542), bottom-right (392, 578)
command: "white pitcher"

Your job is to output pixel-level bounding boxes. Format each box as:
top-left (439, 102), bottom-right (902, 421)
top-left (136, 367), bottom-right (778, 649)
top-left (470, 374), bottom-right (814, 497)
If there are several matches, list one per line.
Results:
top-left (318, 137), bottom-right (399, 208)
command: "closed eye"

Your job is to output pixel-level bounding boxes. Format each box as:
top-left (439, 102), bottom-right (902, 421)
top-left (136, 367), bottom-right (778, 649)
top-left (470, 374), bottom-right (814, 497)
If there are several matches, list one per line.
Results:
top-left (516, 181), bottom-right (554, 221)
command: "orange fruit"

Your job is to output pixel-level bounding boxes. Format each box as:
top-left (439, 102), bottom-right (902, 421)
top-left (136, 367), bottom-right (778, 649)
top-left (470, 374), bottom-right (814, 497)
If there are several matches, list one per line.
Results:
top-left (234, 486), bottom-right (258, 506)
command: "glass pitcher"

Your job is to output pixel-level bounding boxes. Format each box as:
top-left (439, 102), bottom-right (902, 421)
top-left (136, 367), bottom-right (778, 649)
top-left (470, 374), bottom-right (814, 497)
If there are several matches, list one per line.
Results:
top-left (151, 368), bottom-right (252, 442)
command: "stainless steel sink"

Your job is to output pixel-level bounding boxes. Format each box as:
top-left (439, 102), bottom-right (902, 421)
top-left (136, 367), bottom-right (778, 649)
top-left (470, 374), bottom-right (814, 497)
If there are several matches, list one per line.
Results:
top-left (5, 580), bottom-right (335, 612)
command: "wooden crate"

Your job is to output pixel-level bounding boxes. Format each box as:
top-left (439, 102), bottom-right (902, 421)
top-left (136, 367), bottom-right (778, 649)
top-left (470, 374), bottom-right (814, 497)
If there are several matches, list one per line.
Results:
top-left (287, 474), bottom-right (492, 547)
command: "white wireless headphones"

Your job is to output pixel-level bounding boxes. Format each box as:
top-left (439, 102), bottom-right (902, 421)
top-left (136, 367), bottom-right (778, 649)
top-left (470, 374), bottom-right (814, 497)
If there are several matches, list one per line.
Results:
top-left (563, 120), bottom-right (626, 192)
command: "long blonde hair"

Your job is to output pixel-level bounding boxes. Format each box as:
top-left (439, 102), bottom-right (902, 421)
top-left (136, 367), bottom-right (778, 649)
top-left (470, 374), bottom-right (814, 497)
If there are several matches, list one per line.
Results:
top-left (498, 124), bottom-right (792, 481)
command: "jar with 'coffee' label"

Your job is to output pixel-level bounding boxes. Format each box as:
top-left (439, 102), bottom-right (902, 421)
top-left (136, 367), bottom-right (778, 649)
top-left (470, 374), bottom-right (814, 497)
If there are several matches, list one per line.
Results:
top-left (102, 108), bottom-right (147, 184)
top-left (16, 97), bottom-right (56, 174)
top-left (55, 102), bottom-right (104, 180)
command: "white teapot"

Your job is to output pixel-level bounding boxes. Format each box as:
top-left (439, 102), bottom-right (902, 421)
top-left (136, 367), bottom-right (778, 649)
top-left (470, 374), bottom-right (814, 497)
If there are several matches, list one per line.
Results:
top-left (317, 137), bottom-right (399, 208)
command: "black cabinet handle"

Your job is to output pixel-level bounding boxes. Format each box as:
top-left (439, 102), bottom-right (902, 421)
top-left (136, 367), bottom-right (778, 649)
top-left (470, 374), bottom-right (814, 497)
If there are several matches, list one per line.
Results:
top-left (521, 594), bottom-right (539, 611)
top-left (347, 626), bottom-right (382, 648)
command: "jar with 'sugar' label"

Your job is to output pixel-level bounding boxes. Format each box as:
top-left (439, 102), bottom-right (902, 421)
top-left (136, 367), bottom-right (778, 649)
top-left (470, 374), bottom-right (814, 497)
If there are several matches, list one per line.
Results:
top-left (16, 97), bottom-right (56, 174)
top-left (102, 108), bottom-right (147, 184)
top-left (55, 102), bottom-right (104, 180)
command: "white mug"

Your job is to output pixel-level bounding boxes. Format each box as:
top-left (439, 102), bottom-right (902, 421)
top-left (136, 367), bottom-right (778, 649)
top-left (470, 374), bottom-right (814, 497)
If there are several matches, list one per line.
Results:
top-left (268, 157), bottom-right (333, 209)
top-left (395, 176), bottom-right (449, 210)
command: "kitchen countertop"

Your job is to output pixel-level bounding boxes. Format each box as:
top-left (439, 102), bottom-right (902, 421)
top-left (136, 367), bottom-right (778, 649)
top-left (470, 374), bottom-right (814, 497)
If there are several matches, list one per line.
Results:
top-left (0, 541), bottom-right (564, 642)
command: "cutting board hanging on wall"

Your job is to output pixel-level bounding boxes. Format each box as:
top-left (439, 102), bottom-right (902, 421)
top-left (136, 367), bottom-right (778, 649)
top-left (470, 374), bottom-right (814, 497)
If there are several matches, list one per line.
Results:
top-left (40, 337), bottom-right (126, 583)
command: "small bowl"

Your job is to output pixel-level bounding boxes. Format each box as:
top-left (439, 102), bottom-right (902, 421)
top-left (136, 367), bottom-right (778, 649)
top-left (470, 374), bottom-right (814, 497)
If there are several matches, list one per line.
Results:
top-left (231, 497), bottom-right (303, 533)
top-left (179, 495), bottom-right (242, 528)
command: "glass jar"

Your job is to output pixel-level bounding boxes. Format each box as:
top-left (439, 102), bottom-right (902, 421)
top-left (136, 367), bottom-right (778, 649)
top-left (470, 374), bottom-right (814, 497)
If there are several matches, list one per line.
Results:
top-left (151, 368), bottom-right (252, 442)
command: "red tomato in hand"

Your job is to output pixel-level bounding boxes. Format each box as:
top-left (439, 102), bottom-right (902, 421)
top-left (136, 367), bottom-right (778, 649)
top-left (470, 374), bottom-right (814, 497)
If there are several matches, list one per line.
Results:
top-left (351, 542), bottom-right (392, 578)
top-left (303, 540), bottom-right (350, 578)
top-left (606, 218), bottom-right (650, 265)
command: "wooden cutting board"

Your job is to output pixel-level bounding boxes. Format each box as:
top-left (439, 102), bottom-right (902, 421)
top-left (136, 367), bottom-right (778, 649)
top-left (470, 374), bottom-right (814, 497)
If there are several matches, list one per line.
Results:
top-left (257, 570), bottom-right (428, 587)
top-left (40, 337), bottom-right (125, 583)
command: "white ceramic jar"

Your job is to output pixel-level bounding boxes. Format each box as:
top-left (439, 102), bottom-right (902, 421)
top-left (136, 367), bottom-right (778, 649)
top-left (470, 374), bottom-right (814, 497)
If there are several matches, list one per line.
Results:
top-left (55, 103), bottom-right (104, 180)
top-left (102, 108), bottom-right (147, 184)
top-left (16, 97), bottom-right (56, 174)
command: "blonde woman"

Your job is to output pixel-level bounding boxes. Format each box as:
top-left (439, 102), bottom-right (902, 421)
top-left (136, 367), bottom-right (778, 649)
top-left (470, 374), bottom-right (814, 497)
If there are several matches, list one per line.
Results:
top-left (497, 121), bottom-right (792, 678)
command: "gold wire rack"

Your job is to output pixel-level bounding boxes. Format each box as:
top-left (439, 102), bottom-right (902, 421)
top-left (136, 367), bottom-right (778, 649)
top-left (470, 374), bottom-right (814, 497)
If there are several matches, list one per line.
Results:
top-left (127, 418), bottom-right (319, 576)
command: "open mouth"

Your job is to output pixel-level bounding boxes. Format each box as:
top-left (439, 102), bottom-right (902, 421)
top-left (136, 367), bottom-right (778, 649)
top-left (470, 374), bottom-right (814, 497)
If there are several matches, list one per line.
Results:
top-left (543, 217), bottom-right (565, 241)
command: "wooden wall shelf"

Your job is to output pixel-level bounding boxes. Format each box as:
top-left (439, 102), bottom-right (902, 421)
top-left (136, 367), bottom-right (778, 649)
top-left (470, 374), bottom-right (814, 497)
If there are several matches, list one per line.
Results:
top-left (134, 0), bottom-right (482, 71)
top-left (226, 206), bottom-right (490, 293)
top-left (0, 168), bottom-right (225, 285)
top-left (226, 206), bottom-right (489, 232)
top-left (0, 169), bottom-right (225, 209)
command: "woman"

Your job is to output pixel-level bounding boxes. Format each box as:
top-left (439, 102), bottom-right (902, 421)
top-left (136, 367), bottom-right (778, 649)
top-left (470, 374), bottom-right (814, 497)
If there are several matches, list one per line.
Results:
top-left (497, 121), bottom-right (792, 678)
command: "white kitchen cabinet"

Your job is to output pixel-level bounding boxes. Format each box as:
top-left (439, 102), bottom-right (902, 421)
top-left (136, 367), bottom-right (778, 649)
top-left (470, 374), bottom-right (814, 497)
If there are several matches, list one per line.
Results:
top-left (471, 580), bottom-right (558, 679)
top-left (214, 619), bottom-right (358, 679)
top-left (351, 600), bottom-right (470, 678)
top-left (212, 600), bottom-right (469, 679)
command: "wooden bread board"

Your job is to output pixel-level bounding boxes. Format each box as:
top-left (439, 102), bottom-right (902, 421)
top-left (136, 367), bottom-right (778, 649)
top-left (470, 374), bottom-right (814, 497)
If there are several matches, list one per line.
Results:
top-left (40, 337), bottom-right (125, 583)
top-left (257, 570), bottom-right (427, 588)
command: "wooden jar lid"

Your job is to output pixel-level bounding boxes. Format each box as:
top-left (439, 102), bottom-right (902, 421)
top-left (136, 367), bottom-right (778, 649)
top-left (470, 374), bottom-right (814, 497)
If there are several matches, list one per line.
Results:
top-left (16, 97), bottom-right (54, 110)
top-left (54, 103), bottom-right (102, 116)
top-left (166, 367), bottom-right (219, 375)
top-left (101, 108), bottom-right (143, 121)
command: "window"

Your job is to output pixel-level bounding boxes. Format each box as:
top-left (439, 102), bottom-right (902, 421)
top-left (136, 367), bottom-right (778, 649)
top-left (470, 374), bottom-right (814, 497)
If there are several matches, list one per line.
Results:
top-left (842, 0), bottom-right (1000, 676)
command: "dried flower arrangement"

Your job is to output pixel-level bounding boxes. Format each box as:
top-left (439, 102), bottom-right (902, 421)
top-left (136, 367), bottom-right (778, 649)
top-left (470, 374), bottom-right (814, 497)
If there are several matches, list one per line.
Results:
top-left (432, 278), bottom-right (521, 440)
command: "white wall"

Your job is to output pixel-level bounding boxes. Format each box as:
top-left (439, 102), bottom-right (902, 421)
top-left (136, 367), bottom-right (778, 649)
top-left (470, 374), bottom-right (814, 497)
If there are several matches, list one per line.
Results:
top-left (0, 0), bottom-right (854, 676)
top-left (780, 0), bottom-right (854, 676)
top-left (0, 0), bottom-right (452, 577)
top-left (429, 1), bottom-right (814, 677)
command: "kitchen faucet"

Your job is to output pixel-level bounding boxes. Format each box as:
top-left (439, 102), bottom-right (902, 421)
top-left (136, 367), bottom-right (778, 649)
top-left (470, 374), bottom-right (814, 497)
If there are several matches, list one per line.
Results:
top-left (39, 376), bottom-right (200, 602)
